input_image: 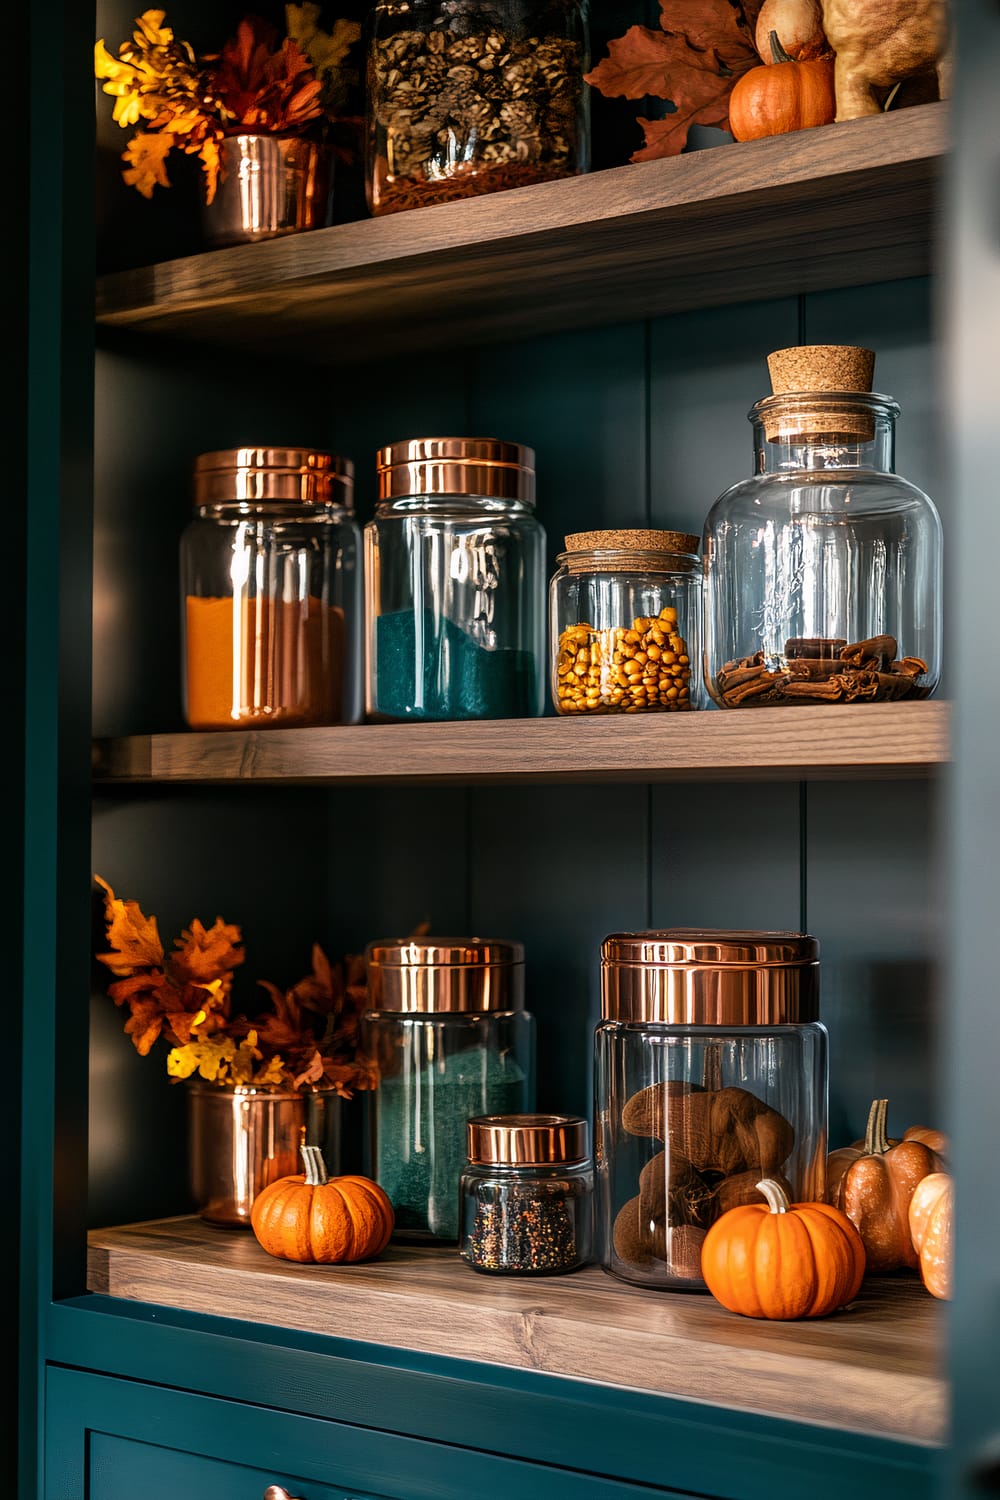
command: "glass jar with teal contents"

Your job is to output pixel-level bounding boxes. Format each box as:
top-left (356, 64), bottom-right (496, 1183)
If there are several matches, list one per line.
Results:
top-left (362, 937), bottom-right (536, 1242)
top-left (364, 437), bottom-right (547, 721)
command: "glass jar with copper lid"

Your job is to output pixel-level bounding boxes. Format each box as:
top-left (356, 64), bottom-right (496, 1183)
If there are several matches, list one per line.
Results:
top-left (364, 437), bottom-right (546, 721)
top-left (180, 447), bottom-right (361, 730)
top-left (459, 1114), bottom-right (593, 1275)
top-left (548, 528), bottom-right (703, 714)
top-left (594, 930), bottom-right (827, 1291)
top-left (361, 937), bottom-right (536, 1242)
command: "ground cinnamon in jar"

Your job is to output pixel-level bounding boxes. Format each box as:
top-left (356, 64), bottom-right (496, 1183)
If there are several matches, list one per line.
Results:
top-left (185, 595), bottom-right (344, 730)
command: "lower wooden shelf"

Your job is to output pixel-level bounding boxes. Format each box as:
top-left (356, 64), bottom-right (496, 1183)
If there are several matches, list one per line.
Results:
top-left (87, 1216), bottom-right (946, 1446)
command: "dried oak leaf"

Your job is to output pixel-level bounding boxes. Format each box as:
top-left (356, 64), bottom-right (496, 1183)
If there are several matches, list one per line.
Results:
top-left (584, 0), bottom-right (762, 161)
top-left (94, 875), bottom-right (165, 975)
top-left (170, 916), bottom-right (245, 987)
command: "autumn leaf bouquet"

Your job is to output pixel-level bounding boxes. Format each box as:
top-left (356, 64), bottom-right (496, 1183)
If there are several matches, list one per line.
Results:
top-left (94, 875), bottom-right (377, 1097)
top-left (94, 4), bottom-right (362, 202)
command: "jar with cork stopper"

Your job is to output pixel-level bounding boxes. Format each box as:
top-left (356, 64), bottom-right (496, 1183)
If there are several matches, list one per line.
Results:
top-left (548, 529), bottom-right (703, 714)
top-left (702, 345), bottom-right (943, 709)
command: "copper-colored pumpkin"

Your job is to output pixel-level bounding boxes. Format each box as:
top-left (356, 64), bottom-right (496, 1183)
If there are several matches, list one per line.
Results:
top-left (834, 1098), bottom-right (940, 1273)
top-left (728, 33), bottom-right (836, 142)
top-left (908, 1171), bottom-right (953, 1300)
top-left (251, 1144), bottom-right (394, 1264)
top-left (700, 1177), bottom-right (865, 1320)
top-left (903, 1124), bottom-right (949, 1160)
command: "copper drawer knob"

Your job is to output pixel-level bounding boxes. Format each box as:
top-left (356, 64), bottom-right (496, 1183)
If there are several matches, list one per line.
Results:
top-left (263, 1487), bottom-right (302, 1500)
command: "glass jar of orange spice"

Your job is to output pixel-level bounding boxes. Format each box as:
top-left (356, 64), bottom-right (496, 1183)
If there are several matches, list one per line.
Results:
top-left (180, 447), bottom-right (361, 730)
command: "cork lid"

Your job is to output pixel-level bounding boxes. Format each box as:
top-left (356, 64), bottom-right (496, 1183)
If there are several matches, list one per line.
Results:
top-left (759, 345), bottom-right (878, 441)
top-left (562, 527), bottom-right (700, 575)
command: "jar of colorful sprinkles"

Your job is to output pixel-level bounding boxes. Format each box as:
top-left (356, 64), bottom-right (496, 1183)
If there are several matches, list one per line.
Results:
top-left (459, 1113), bottom-right (593, 1276)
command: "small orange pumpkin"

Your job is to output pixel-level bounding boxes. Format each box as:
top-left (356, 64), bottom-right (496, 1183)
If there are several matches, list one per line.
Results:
top-left (251, 1144), bottom-right (394, 1264)
top-left (728, 32), bottom-right (836, 142)
top-left (908, 1171), bottom-right (953, 1300)
top-left (700, 1177), bottom-right (865, 1320)
top-left (834, 1098), bottom-right (940, 1273)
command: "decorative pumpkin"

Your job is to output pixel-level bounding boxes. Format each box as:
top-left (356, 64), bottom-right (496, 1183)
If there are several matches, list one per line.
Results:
top-left (908, 1171), bottom-right (953, 1300)
top-left (700, 1177), bottom-right (865, 1320)
top-left (728, 33), bottom-right (836, 143)
top-left (754, 0), bottom-right (828, 62)
top-left (903, 1124), bottom-right (949, 1160)
top-left (833, 1098), bottom-right (940, 1273)
top-left (826, 1111), bottom-right (946, 1200)
top-left (250, 1144), bottom-right (394, 1264)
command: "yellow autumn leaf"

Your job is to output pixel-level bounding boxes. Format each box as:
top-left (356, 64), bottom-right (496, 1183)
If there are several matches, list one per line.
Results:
top-left (122, 131), bottom-right (174, 196)
top-left (134, 9), bottom-right (172, 47)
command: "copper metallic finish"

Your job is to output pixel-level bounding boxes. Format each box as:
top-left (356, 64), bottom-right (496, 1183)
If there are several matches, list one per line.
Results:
top-left (365, 936), bottom-right (525, 1014)
top-left (601, 930), bottom-right (819, 1025)
top-left (467, 1113), bottom-right (589, 1166)
top-left (375, 437), bottom-right (536, 503)
top-left (193, 447), bottom-right (355, 509)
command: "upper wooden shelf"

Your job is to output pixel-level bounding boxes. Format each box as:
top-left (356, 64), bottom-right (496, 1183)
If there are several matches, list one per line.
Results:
top-left (94, 104), bottom-right (947, 365)
top-left (87, 1216), bottom-right (945, 1446)
top-left (92, 701), bottom-right (948, 787)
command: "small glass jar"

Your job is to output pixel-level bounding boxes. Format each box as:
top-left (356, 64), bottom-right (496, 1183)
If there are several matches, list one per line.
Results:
top-left (364, 437), bottom-right (547, 721)
top-left (703, 345), bottom-right (943, 709)
top-left (549, 528), bottom-right (703, 714)
top-left (365, 0), bottom-right (590, 217)
top-left (459, 1113), bottom-right (593, 1275)
top-left (361, 937), bottom-right (536, 1242)
top-left (594, 930), bottom-right (828, 1292)
top-left (180, 447), bottom-right (361, 730)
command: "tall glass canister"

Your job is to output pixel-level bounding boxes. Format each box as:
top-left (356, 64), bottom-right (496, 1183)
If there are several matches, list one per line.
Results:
top-left (366, 0), bottom-right (590, 217)
top-left (703, 345), bottom-right (943, 708)
top-left (365, 437), bottom-right (547, 721)
top-left (180, 447), bottom-right (361, 729)
top-left (594, 930), bottom-right (828, 1291)
top-left (362, 938), bottom-right (536, 1241)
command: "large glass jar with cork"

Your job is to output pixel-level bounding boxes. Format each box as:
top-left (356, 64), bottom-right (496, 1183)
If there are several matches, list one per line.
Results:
top-left (548, 529), bottom-right (703, 714)
top-left (180, 447), bottom-right (361, 730)
top-left (703, 345), bottom-right (943, 709)
top-left (364, 437), bottom-right (547, 721)
top-left (365, 0), bottom-right (590, 218)
top-left (594, 930), bottom-right (828, 1292)
top-left (361, 937), bottom-right (536, 1242)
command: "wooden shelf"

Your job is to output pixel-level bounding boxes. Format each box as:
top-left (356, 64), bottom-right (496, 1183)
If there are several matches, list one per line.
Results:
top-left (94, 104), bottom-right (946, 365)
top-left (87, 1216), bottom-right (945, 1446)
top-left (92, 701), bottom-right (949, 787)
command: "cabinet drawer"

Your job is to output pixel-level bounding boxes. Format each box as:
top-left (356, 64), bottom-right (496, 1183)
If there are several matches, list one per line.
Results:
top-left (46, 1368), bottom-right (702, 1500)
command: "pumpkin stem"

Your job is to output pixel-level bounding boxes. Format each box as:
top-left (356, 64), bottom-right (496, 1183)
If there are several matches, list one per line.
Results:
top-left (864, 1097), bottom-right (891, 1156)
top-left (300, 1143), bottom-right (329, 1186)
top-left (768, 29), bottom-right (794, 65)
top-left (756, 1178), bottom-right (791, 1214)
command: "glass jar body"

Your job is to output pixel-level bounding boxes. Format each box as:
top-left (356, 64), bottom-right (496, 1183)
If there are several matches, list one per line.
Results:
top-left (365, 495), bottom-right (547, 721)
top-left (362, 1010), bottom-right (536, 1241)
top-left (180, 500), bottom-right (362, 729)
top-left (703, 397), bottom-right (943, 708)
top-left (459, 1159), bottom-right (593, 1274)
top-left (366, 0), bottom-right (590, 217)
top-left (549, 548), bottom-right (703, 714)
top-left (593, 1020), bottom-right (828, 1291)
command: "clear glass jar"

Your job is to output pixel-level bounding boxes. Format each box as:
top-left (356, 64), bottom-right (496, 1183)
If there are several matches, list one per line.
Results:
top-left (549, 528), bottom-right (703, 714)
top-left (364, 437), bottom-right (547, 721)
top-left (594, 930), bottom-right (828, 1292)
top-left (361, 938), bottom-right (536, 1242)
top-left (180, 447), bottom-right (361, 729)
top-left (365, 0), bottom-right (590, 217)
top-left (459, 1113), bottom-right (593, 1275)
top-left (703, 345), bottom-right (943, 709)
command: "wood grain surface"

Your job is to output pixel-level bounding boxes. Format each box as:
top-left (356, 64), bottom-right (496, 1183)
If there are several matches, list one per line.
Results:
top-left (91, 701), bottom-right (949, 786)
top-left (87, 1217), bottom-right (946, 1444)
top-left (94, 105), bottom-right (946, 365)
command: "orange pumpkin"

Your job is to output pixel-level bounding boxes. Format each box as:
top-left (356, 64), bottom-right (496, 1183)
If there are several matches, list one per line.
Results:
top-left (908, 1171), bottom-right (953, 1300)
top-left (251, 1144), bottom-right (394, 1264)
top-left (834, 1098), bottom-right (940, 1273)
top-left (728, 33), bottom-right (836, 142)
top-left (903, 1124), bottom-right (949, 1160)
top-left (700, 1177), bottom-right (865, 1320)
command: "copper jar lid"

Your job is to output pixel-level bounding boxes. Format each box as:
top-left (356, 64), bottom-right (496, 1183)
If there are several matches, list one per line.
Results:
top-left (467, 1113), bottom-right (589, 1167)
top-left (375, 437), bottom-right (536, 504)
top-left (601, 929), bottom-right (819, 1025)
top-left (365, 936), bottom-right (525, 1014)
top-left (193, 447), bottom-right (355, 509)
